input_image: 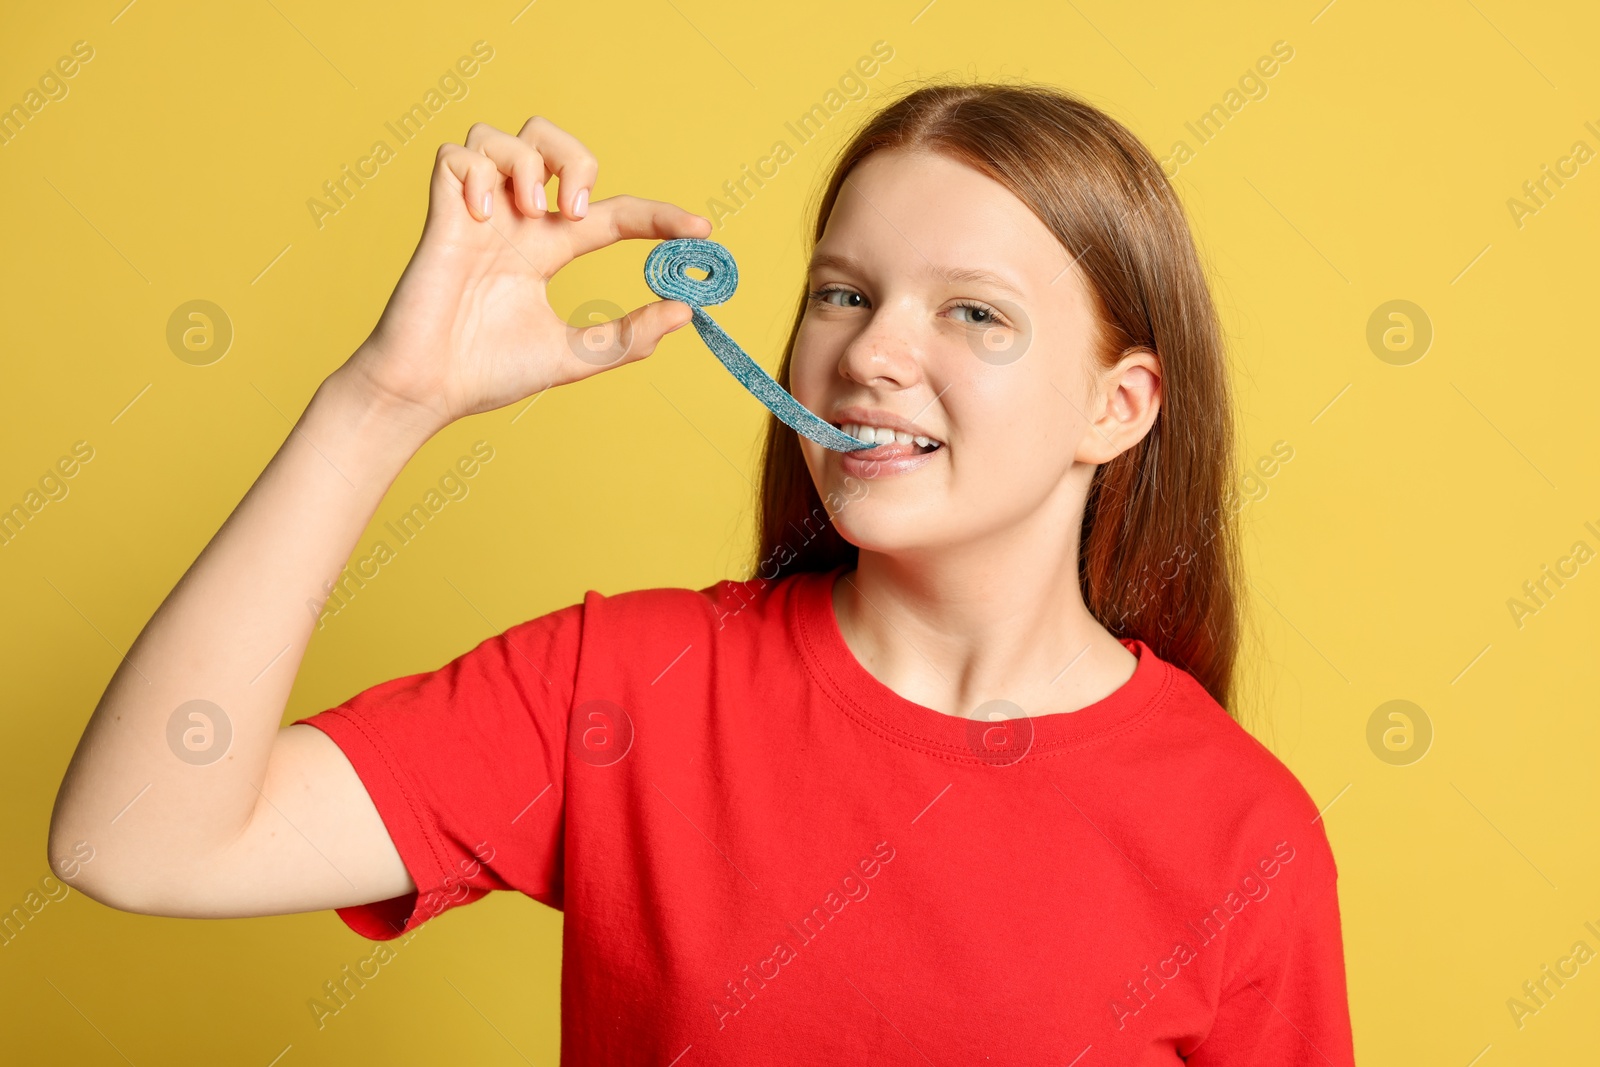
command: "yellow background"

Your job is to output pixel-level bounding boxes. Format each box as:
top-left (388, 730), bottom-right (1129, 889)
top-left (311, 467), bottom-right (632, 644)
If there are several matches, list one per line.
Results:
top-left (4, 0), bottom-right (1597, 1062)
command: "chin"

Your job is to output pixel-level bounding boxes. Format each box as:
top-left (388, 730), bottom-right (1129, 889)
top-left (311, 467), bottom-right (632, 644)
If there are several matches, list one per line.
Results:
top-left (828, 509), bottom-right (941, 557)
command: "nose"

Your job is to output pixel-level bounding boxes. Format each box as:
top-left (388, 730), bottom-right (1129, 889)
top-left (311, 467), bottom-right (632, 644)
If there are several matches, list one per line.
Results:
top-left (835, 300), bottom-right (924, 390)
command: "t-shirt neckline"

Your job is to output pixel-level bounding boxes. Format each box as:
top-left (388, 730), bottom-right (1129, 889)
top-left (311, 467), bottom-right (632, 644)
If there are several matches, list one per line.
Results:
top-left (791, 563), bottom-right (1173, 763)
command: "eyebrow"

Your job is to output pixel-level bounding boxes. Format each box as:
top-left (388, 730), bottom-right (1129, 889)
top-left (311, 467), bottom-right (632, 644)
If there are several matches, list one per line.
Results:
top-left (806, 250), bottom-right (1027, 301)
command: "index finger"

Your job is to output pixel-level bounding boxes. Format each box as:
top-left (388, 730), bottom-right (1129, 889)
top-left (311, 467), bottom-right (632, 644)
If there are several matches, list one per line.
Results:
top-left (555, 194), bottom-right (713, 264)
top-left (516, 115), bottom-right (598, 220)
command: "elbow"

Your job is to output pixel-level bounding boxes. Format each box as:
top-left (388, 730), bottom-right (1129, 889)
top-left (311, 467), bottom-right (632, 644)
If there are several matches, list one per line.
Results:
top-left (44, 817), bottom-right (103, 903)
top-left (44, 854), bottom-right (164, 917)
top-left (44, 817), bottom-right (139, 914)
top-left (45, 818), bottom-right (220, 918)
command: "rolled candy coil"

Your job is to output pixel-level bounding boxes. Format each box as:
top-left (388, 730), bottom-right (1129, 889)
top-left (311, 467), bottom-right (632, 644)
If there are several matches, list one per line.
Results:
top-left (643, 237), bottom-right (877, 453)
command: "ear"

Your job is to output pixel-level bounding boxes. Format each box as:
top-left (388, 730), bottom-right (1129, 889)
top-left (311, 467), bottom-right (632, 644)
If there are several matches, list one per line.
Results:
top-left (1077, 348), bottom-right (1161, 465)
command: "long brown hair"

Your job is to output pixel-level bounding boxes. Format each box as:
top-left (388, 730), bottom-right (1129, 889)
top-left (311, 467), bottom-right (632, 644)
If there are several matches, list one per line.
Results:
top-left (751, 78), bottom-right (1248, 717)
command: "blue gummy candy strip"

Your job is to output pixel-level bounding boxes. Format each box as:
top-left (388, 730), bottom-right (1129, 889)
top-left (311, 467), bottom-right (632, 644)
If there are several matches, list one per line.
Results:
top-left (643, 238), bottom-right (876, 453)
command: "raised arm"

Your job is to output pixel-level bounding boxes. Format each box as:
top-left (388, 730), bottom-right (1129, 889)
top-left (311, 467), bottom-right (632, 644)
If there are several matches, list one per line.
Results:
top-left (47, 116), bottom-right (712, 918)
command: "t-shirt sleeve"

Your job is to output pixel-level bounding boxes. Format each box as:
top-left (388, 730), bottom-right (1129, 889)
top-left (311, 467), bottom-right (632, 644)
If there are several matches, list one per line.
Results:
top-left (290, 599), bottom-right (583, 941)
top-left (1186, 836), bottom-right (1356, 1066)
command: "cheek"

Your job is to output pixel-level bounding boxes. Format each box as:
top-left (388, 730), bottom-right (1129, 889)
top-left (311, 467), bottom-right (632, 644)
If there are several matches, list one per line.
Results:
top-left (788, 329), bottom-right (829, 406)
top-left (956, 374), bottom-right (1079, 481)
top-left (969, 369), bottom-right (1053, 443)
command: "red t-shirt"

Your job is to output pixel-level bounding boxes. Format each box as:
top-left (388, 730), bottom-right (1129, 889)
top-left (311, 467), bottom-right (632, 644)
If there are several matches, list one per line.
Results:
top-left (294, 563), bottom-right (1355, 1065)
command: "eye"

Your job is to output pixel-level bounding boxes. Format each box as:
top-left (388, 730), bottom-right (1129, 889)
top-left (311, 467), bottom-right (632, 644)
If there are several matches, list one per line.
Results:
top-left (807, 284), bottom-right (867, 309)
top-left (950, 300), bottom-right (1008, 327)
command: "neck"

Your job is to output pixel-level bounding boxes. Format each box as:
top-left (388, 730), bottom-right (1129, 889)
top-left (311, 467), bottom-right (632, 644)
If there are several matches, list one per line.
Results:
top-left (831, 523), bottom-right (1136, 720)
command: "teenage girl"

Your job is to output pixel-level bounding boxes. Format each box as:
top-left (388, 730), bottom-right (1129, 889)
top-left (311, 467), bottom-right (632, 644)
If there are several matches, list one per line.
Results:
top-left (50, 82), bottom-right (1356, 1064)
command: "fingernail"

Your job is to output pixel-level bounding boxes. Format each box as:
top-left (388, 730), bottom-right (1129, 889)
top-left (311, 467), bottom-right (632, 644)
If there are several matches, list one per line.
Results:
top-left (534, 182), bottom-right (547, 212)
top-left (480, 190), bottom-right (491, 217)
top-left (573, 188), bottom-right (588, 218)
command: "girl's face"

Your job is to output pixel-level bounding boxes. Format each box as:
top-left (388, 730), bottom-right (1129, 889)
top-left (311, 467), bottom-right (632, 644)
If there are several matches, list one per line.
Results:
top-left (792, 147), bottom-right (1158, 558)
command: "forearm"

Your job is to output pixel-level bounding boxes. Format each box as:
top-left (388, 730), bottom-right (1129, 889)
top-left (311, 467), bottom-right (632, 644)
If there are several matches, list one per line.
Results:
top-left (48, 359), bottom-right (441, 901)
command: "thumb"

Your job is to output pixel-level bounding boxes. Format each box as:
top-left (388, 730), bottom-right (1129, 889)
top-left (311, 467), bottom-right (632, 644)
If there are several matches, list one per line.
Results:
top-left (621, 299), bottom-right (696, 362)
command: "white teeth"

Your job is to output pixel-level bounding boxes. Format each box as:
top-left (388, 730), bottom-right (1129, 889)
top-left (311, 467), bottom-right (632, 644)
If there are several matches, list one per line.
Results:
top-left (837, 421), bottom-right (940, 448)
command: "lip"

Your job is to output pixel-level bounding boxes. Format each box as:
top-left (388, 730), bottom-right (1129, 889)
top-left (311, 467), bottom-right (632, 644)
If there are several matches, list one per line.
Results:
top-left (826, 406), bottom-right (945, 479)
top-left (838, 442), bottom-right (942, 478)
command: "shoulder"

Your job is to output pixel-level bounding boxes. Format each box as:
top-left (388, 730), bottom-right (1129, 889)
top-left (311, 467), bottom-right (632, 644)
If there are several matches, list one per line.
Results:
top-left (561, 569), bottom-right (813, 646)
top-left (1144, 654), bottom-right (1339, 893)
